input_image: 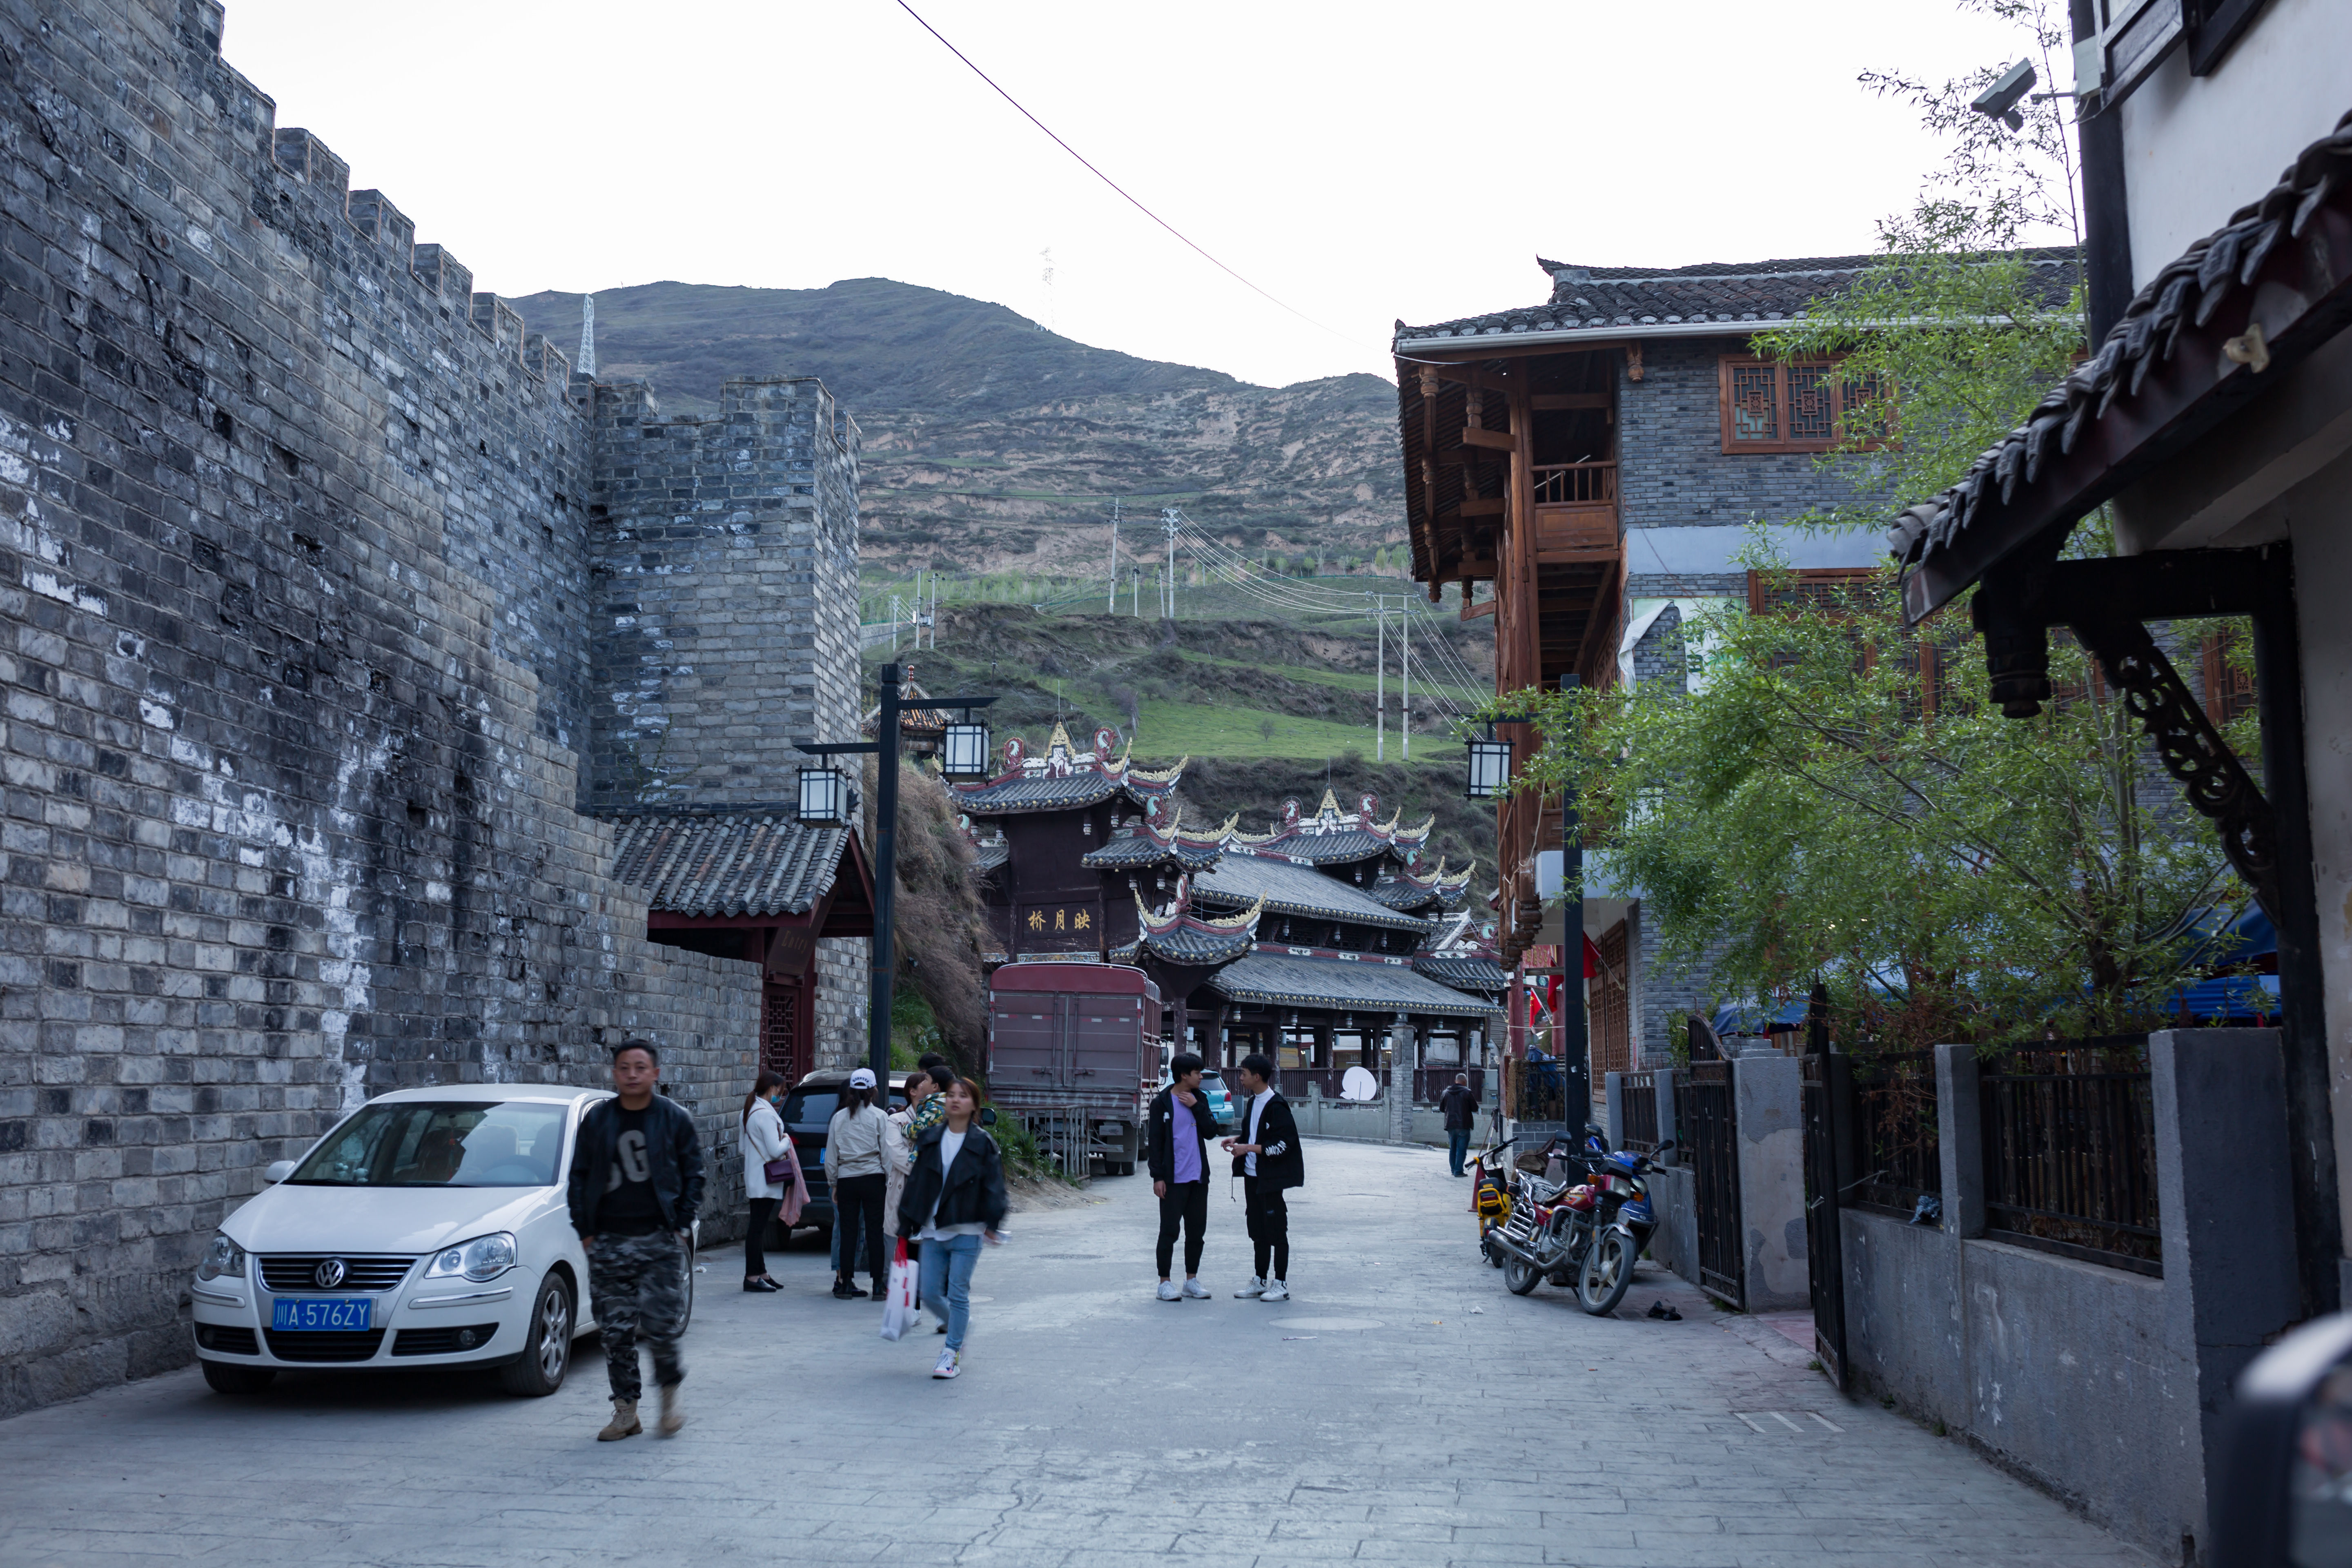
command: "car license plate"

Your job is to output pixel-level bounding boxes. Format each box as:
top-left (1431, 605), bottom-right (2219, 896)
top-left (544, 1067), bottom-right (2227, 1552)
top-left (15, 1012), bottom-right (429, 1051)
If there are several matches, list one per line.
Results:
top-left (271, 1296), bottom-right (371, 1332)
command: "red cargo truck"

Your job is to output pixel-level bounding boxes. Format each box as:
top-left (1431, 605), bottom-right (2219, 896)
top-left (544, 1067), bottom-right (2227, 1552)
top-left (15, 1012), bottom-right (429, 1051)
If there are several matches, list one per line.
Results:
top-left (985, 962), bottom-right (1160, 1177)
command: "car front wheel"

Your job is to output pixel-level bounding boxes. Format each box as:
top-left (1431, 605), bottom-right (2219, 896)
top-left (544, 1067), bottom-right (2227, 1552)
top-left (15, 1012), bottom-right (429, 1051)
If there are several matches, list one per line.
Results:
top-left (498, 1274), bottom-right (574, 1397)
top-left (201, 1359), bottom-right (275, 1395)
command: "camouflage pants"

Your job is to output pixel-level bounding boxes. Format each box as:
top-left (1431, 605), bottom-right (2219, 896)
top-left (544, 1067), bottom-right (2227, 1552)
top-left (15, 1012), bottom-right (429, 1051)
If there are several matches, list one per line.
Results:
top-left (586, 1230), bottom-right (686, 1403)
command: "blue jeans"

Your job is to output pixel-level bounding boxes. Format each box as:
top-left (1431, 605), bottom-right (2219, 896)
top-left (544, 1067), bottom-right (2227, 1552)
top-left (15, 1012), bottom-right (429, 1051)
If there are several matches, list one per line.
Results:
top-left (919, 1233), bottom-right (984, 1350)
top-left (1448, 1129), bottom-right (1471, 1176)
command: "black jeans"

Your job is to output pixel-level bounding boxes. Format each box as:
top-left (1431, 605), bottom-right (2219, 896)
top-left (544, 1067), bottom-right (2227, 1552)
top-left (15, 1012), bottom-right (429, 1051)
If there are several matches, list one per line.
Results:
top-left (1243, 1176), bottom-right (1289, 1282)
top-left (1156, 1180), bottom-right (1207, 1277)
top-left (744, 1196), bottom-right (780, 1277)
top-left (832, 1173), bottom-right (888, 1291)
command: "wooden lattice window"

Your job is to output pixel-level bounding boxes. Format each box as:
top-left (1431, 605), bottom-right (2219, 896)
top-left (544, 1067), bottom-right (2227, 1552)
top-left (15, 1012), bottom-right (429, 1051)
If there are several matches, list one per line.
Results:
top-left (1719, 356), bottom-right (1886, 454)
top-left (1591, 922), bottom-right (1631, 1080)
top-left (762, 977), bottom-right (805, 1086)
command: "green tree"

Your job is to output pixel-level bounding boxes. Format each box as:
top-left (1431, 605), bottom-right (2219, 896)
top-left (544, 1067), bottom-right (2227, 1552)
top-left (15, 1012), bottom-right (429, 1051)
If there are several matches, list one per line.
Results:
top-left (1492, 563), bottom-right (2238, 1048)
top-left (1479, 0), bottom-right (2254, 1047)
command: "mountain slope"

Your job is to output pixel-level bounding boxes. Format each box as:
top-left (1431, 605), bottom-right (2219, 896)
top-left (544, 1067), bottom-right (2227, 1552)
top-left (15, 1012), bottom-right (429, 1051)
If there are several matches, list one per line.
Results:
top-left (510, 280), bottom-right (1405, 576)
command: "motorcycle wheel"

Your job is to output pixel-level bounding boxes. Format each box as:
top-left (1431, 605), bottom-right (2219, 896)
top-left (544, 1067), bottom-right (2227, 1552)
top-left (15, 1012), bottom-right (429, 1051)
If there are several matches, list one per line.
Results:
top-left (1479, 1231), bottom-right (1504, 1268)
top-left (1504, 1256), bottom-right (1542, 1296)
top-left (1578, 1229), bottom-right (1636, 1317)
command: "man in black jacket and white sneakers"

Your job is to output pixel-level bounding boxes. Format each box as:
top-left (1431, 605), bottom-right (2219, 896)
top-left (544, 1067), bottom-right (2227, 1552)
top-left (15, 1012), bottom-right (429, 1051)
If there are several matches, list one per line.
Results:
top-left (1147, 1052), bottom-right (1216, 1301)
top-left (566, 1038), bottom-right (704, 1441)
top-left (1221, 1052), bottom-right (1303, 1302)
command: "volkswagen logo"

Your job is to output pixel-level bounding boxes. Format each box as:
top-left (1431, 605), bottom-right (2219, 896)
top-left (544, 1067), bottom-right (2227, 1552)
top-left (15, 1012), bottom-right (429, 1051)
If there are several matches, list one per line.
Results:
top-left (313, 1258), bottom-right (347, 1289)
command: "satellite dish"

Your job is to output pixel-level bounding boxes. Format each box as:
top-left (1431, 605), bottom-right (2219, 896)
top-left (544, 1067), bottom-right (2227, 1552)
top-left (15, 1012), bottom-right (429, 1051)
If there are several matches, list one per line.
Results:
top-left (1340, 1065), bottom-right (1381, 1101)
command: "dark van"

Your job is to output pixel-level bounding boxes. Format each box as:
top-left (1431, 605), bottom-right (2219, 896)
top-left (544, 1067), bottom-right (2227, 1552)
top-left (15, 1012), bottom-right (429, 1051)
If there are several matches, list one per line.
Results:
top-left (774, 1068), bottom-right (909, 1241)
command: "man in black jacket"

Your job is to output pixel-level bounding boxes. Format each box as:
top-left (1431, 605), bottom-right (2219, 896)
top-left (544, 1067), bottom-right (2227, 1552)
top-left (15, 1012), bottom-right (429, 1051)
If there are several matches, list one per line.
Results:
top-left (1439, 1073), bottom-right (1479, 1177)
top-left (1147, 1052), bottom-right (1216, 1301)
top-left (566, 1038), bottom-right (703, 1441)
top-left (1221, 1052), bottom-right (1303, 1303)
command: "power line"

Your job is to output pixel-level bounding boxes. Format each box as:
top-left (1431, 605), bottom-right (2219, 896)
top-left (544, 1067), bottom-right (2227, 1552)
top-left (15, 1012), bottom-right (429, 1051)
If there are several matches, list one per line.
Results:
top-left (890, 0), bottom-right (1359, 350)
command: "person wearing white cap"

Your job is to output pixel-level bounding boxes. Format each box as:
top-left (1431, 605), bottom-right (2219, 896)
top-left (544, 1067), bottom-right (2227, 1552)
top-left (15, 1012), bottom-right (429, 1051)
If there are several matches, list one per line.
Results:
top-left (826, 1068), bottom-right (891, 1300)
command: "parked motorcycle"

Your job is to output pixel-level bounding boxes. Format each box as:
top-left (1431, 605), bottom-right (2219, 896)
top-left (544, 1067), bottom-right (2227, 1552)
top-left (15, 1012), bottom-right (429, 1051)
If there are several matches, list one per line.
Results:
top-left (1575, 1137), bottom-right (1675, 1316)
top-left (1468, 1135), bottom-right (1519, 1267)
top-left (1483, 1127), bottom-right (1674, 1316)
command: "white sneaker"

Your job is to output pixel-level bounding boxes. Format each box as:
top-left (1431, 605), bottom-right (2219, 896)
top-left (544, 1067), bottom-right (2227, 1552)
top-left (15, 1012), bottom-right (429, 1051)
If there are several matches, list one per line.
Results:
top-left (933, 1348), bottom-right (961, 1379)
top-left (1234, 1277), bottom-right (1265, 1299)
top-left (1259, 1280), bottom-right (1290, 1303)
top-left (1156, 1279), bottom-right (1180, 1301)
top-left (1181, 1278), bottom-right (1212, 1300)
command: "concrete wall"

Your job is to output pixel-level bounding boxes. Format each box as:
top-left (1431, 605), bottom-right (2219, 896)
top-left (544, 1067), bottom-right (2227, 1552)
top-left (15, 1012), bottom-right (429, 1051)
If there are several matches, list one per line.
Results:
top-left (1831, 1031), bottom-right (2297, 1560)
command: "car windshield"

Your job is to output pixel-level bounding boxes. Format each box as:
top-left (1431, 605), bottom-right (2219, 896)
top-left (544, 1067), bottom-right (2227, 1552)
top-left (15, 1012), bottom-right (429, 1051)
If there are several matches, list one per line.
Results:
top-left (288, 1100), bottom-right (570, 1187)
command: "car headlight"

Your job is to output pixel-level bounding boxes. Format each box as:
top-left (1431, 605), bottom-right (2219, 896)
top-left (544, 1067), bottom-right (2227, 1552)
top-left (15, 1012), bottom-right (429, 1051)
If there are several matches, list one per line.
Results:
top-left (196, 1234), bottom-right (247, 1283)
top-left (424, 1232), bottom-right (518, 1283)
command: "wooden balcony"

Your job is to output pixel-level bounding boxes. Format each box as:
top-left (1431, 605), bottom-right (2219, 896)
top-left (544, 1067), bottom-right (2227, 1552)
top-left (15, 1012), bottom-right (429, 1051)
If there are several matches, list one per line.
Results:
top-left (1532, 463), bottom-right (1617, 564)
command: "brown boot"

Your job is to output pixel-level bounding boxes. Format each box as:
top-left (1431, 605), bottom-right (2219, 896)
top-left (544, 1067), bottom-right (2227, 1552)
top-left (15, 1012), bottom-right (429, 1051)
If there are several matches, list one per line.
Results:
top-left (657, 1381), bottom-right (686, 1437)
top-left (597, 1399), bottom-right (641, 1441)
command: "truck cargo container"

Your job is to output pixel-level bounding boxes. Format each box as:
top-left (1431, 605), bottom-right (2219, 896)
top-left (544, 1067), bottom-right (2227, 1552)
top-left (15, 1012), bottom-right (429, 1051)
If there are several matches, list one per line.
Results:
top-left (986, 962), bottom-right (1159, 1177)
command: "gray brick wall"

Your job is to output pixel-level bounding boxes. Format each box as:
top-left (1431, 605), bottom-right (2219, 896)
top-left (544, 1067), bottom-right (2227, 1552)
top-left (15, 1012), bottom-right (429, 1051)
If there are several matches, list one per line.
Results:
top-left (0, 0), bottom-right (858, 1415)
top-left (1617, 337), bottom-right (1869, 531)
top-left (585, 379), bottom-right (861, 811)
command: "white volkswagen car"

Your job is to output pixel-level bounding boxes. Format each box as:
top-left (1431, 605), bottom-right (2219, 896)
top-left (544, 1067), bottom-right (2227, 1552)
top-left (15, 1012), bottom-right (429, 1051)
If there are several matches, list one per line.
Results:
top-left (189, 1084), bottom-right (695, 1397)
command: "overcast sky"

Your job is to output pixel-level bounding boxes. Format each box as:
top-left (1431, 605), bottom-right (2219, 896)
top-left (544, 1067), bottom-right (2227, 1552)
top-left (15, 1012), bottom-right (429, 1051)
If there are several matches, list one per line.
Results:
top-left (222, 0), bottom-right (2045, 390)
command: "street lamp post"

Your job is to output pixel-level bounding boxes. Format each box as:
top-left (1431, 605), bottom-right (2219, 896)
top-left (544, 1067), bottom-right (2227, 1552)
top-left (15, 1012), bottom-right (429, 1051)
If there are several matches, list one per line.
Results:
top-left (1555, 673), bottom-right (1589, 1125)
top-left (796, 662), bottom-right (996, 1082)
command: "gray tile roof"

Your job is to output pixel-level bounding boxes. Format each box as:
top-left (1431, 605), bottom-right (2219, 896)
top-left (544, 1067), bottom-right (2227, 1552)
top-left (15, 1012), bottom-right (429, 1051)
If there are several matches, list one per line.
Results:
top-left (1192, 854), bottom-right (1431, 934)
top-left (1082, 831), bottom-right (1224, 871)
top-left (608, 811), bottom-right (852, 918)
top-left (954, 772), bottom-right (1131, 814)
top-left (1413, 953), bottom-right (1514, 995)
top-left (1209, 953), bottom-right (1501, 1018)
top-left (1116, 924), bottom-right (1256, 967)
top-left (1395, 249), bottom-right (2078, 348)
top-left (1891, 111), bottom-right (2352, 597)
top-left (971, 840), bottom-right (1009, 875)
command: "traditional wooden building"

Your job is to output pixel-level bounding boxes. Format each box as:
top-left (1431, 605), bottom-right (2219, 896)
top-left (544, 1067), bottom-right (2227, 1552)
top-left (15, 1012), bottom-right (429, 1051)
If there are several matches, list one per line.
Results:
top-left (953, 749), bottom-right (1506, 1097)
top-left (1389, 255), bottom-right (1916, 1079)
top-left (609, 806), bottom-right (878, 1087)
top-left (954, 724), bottom-right (1190, 965)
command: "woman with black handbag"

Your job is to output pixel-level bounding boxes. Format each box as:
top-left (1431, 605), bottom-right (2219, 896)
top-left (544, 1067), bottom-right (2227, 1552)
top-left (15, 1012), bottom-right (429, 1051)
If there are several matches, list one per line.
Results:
top-left (740, 1070), bottom-right (793, 1293)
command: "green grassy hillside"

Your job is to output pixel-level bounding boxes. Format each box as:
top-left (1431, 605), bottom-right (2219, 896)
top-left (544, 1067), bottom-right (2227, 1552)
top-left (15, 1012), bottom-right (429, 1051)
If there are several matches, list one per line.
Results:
top-left (876, 606), bottom-right (1496, 879)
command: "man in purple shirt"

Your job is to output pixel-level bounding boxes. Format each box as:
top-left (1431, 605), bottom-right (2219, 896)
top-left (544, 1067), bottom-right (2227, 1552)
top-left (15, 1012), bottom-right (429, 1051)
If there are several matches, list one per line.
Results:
top-left (1147, 1053), bottom-right (1216, 1301)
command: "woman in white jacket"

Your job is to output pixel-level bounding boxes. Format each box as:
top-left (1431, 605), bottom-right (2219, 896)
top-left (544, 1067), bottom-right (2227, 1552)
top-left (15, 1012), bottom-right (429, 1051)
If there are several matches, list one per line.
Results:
top-left (741, 1071), bottom-right (790, 1293)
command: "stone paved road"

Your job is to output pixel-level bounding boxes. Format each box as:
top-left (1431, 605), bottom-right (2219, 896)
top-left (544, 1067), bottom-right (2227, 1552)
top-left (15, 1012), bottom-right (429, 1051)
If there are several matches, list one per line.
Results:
top-left (0, 1138), bottom-right (2145, 1567)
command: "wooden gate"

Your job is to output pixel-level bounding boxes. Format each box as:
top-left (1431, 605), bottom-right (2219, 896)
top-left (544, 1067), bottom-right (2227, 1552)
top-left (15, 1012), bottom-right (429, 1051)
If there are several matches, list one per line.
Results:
top-left (1802, 1053), bottom-right (1851, 1390)
top-left (1683, 1060), bottom-right (1743, 1308)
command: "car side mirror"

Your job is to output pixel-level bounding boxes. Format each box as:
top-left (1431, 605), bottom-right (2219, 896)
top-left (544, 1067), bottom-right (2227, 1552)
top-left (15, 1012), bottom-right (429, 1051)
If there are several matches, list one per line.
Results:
top-left (2211, 1310), bottom-right (2352, 1568)
top-left (979, 1107), bottom-right (998, 1128)
top-left (264, 1160), bottom-right (296, 1184)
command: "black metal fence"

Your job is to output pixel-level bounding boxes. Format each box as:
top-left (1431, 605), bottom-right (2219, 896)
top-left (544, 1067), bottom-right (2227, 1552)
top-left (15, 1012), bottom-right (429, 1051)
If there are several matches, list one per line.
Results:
top-left (1619, 1070), bottom-right (1661, 1153)
top-left (1681, 1061), bottom-right (1743, 1307)
top-left (1846, 1051), bottom-right (1941, 1218)
top-left (1979, 1038), bottom-right (2160, 1276)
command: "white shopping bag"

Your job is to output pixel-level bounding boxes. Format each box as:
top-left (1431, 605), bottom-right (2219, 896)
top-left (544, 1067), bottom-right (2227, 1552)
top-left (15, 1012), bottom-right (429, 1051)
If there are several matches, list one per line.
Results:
top-left (878, 1239), bottom-right (919, 1342)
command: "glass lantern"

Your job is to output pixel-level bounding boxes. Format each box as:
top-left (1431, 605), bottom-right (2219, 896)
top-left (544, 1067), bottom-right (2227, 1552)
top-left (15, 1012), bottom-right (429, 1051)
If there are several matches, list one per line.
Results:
top-left (1466, 737), bottom-right (1514, 798)
top-left (796, 766), bottom-right (848, 825)
top-left (941, 721), bottom-right (991, 778)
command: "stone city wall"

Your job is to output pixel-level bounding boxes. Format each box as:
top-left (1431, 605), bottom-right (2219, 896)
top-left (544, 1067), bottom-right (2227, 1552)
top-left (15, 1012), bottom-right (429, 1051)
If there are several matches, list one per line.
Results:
top-left (0, 0), bottom-right (849, 1414)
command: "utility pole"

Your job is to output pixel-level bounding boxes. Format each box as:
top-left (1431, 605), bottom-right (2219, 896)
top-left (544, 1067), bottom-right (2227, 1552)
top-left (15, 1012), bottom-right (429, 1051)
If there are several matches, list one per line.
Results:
top-left (1105, 499), bottom-right (1122, 615)
top-left (1375, 597), bottom-right (1386, 763)
top-left (1131, 565), bottom-right (1141, 617)
top-left (796, 667), bottom-right (996, 1082)
top-left (1160, 507), bottom-right (1181, 621)
top-left (1401, 603), bottom-right (1412, 760)
top-left (889, 593), bottom-right (901, 655)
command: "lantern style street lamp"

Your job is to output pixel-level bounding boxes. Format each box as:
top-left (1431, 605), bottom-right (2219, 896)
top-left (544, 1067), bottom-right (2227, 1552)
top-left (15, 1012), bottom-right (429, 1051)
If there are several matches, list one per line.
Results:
top-left (940, 719), bottom-right (992, 779)
top-left (796, 765), bottom-right (852, 826)
top-left (1466, 735), bottom-right (1513, 798)
top-left (795, 665), bottom-right (997, 1082)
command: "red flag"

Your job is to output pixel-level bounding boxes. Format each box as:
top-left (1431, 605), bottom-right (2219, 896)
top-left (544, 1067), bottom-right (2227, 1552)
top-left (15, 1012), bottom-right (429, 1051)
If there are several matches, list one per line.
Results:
top-left (1583, 933), bottom-right (1602, 979)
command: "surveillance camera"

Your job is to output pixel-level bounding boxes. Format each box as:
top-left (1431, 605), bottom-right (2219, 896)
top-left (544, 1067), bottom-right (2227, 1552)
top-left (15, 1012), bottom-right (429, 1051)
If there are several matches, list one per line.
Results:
top-left (1969, 60), bottom-right (2037, 129)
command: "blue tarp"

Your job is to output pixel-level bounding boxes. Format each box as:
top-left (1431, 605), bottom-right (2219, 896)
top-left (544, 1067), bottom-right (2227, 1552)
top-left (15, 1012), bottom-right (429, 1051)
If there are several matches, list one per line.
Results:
top-left (2182, 904), bottom-right (2277, 968)
top-left (2165, 971), bottom-right (2281, 1023)
top-left (1713, 998), bottom-right (1809, 1035)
